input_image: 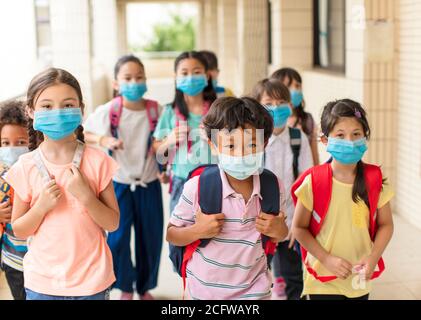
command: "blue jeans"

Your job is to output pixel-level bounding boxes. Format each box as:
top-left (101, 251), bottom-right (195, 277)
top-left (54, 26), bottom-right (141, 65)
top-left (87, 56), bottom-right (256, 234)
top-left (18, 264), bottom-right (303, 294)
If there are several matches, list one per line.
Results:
top-left (169, 176), bottom-right (187, 215)
top-left (25, 288), bottom-right (110, 300)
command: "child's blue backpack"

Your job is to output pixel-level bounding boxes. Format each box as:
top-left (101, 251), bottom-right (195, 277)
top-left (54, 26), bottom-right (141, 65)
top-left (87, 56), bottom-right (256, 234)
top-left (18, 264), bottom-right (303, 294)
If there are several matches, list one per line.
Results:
top-left (169, 164), bottom-right (280, 290)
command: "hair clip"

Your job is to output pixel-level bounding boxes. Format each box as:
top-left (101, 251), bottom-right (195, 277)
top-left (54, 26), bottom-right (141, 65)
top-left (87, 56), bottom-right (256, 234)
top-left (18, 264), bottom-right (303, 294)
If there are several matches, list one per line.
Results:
top-left (354, 109), bottom-right (362, 118)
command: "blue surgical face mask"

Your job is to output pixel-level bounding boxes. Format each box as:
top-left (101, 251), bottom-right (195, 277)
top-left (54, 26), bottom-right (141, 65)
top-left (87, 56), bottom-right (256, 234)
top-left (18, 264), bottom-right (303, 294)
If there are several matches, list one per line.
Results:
top-left (290, 90), bottom-right (303, 108)
top-left (176, 75), bottom-right (208, 96)
top-left (0, 146), bottom-right (29, 167)
top-left (120, 82), bottom-right (147, 102)
top-left (212, 79), bottom-right (218, 90)
top-left (218, 152), bottom-right (264, 180)
top-left (34, 108), bottom-right (83, 141)
top-left (327, 137), bottom-right (368, 165)
top-left (266, 104), bottom-right (292, 128)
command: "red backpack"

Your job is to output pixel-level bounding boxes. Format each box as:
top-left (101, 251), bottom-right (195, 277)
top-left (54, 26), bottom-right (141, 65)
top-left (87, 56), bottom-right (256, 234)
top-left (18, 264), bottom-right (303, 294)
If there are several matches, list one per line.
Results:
top-left (109, 96), bottom-right (159, 157)
top-left (290, 162), bottom-right (385, 282)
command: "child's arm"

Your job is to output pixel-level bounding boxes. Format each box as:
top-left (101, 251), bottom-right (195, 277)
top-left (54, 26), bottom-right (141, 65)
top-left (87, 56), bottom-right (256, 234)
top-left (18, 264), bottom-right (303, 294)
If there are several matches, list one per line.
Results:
top-left (84, 132), bottom-right (124, 151)
top-left (153, 126), bottom-right (189, 156)
top-left (292, 200), bottom-right (353, 280)
top-left (12, 180), bottom-right (62, 239)
top-left (66, 165), bottom-right (119, 232)
top-left (166, 209), bottom-right (225, 246)
top-left (355, 202), bottom-right (394, 279)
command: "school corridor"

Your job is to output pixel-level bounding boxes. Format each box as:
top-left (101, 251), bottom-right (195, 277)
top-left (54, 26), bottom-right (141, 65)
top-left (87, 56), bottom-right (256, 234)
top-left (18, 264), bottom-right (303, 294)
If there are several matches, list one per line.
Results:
top-left (1, 0), bottom-right (421, 300)
top-left (0, 185), bottom-right (420, 300)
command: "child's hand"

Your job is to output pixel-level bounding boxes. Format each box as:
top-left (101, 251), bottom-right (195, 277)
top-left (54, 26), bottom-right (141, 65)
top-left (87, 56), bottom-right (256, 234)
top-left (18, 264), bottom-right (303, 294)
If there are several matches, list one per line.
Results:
top-left (100, 136), bottom-right (124, 151)
top-left (286, 230), bottom-right (296, 249)
top-left (167, 126), bottom-right (189, 147)
top-left (34, 180), bottom-right (62, 215)
top-left (321, 254), bottom-right (353, 280)
top-left (0, 200), bottom-right (12, 223)
top-left (65, 165), bottom-right (94, 205)
top-left (354, 255), bottom-right (378, 280)
top-left (256, 212), bottom-right (288, 242)
top-left (157, 172), bottom-right (169, 184)
top-left (193, 208), bottom-right (225, 239)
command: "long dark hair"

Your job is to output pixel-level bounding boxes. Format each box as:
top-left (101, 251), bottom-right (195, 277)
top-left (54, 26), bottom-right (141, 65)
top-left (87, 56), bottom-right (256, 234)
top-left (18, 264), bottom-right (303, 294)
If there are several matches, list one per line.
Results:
top-left (321, 99), bottom-right (385, 206)
top-left (271, 67), bottom-right (313, 136)
top-left (173, 51), bottom-right (217, 119)
top-left (26, 68), bottom-right (85, 151)
top-left (113, 55), bottom-right (145, 98)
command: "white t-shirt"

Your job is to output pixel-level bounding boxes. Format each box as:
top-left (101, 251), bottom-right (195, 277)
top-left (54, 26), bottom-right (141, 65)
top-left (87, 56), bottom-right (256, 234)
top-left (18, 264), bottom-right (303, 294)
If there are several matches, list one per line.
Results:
top-left (83, 101), bottom-right (162, 186)
top-left (265, 127), bottom-right (314, 228)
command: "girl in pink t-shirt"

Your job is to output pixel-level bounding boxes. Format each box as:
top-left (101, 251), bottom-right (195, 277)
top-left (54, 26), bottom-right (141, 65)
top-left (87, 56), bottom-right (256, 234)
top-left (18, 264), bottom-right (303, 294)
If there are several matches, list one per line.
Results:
top-left (5, 68), bottom-right (120, 300)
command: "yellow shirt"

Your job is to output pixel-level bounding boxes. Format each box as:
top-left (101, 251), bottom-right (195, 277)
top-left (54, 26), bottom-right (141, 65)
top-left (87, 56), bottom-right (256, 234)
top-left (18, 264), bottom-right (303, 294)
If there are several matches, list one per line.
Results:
top-left (294, 175), bottom-right (394, 298)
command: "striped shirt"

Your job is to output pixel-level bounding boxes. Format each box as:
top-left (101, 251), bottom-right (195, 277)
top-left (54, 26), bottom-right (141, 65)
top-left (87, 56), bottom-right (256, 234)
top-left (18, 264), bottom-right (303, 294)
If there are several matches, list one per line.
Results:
top-left (169, 168), bottom-right (287, 300)
top-left (0, 164), bottom-right (27, 272)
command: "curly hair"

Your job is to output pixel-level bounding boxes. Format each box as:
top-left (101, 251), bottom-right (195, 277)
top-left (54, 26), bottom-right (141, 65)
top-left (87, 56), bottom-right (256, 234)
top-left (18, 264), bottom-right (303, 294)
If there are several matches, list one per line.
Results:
top-left (0, 100), bottom-right (29, 139)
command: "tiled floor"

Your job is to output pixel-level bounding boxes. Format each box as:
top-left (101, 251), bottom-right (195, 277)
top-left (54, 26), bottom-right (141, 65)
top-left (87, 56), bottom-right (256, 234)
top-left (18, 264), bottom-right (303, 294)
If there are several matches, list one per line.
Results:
top-left (0, 182), bottom-right (420, 300)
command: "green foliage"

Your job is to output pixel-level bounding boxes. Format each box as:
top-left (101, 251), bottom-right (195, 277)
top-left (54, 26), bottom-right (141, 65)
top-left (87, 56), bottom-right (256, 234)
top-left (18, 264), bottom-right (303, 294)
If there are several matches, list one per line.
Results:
top-left (142, 14), bottom-right (195, 52)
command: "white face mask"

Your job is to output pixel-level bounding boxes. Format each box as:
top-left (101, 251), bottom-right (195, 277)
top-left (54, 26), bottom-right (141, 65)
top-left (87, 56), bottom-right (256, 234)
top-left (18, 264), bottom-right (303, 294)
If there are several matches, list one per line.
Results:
top-left (218, 152), bottom-right (264, 180)
top-left (0, 146), bottom-right (29, 167)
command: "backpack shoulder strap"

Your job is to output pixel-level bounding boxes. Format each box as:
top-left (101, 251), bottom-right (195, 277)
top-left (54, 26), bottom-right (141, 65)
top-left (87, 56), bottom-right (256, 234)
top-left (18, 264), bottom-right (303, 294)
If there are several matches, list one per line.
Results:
top-left (259, 169), bottom-right (280, 264)
top-left (33, 141), bottom-right (85, 182)
top-left (198, 165), bottom-right (223, 214)
top-left (109, 96), bottom-right (124, 139)
top-left (72, 140), bottom-right (85, 169)
top-left (32, 149), bottom-right (51, 182)
top-left (363, 163), bottom-right (383, 238)
top-left (310, 163), bottom-right (332, 236)
top-left (289, 127), bottom-right (302, 180)
top-left (198, 165), bottom-right (223, 248)
top-left (259, 169), bottom-right (280, 215)
top-left (362, 163), bottom-right (385, 280)
top-left (145, 100), bottom-right (159, 133)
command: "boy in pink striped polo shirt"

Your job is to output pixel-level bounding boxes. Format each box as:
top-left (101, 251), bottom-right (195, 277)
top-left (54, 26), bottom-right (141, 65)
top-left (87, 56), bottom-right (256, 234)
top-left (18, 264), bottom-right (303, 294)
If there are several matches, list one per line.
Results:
top-left (166, 97), bottom-right (289, 300)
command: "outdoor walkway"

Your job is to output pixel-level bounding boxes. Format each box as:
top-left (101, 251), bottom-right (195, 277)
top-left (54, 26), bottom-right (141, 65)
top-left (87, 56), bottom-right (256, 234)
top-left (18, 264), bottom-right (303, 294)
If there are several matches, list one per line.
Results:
top-left (1, 183), bottom-right (420, 300)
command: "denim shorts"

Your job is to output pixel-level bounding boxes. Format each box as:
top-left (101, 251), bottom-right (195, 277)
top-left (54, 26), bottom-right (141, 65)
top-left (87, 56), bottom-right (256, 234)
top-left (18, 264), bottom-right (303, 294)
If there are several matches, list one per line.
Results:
top-left (25, 287), bottom-right (111, 300)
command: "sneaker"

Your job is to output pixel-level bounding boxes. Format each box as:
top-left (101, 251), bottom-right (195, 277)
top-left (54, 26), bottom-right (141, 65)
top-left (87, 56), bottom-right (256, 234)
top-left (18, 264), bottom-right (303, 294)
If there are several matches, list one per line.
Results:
top-left (120, 292), bottom-right (134, 300)
top-left (272, 277), bottom-right (287, 300)
top-left (140, 292), bottom-right (154, 300)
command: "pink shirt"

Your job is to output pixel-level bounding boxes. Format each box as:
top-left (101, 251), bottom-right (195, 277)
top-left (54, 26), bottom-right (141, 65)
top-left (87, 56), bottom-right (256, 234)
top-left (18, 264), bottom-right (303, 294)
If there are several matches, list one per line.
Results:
top-left (169, 169), bottom-right (287, 300)
top-left (5, 145), bottom-right (118, 296)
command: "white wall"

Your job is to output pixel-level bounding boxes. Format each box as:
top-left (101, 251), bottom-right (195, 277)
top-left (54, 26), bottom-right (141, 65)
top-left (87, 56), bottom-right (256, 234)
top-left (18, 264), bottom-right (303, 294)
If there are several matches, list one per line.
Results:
top-left (395, 0), bottom-right (421, 228)
top-left (0, 0), bottom-right (40, 101)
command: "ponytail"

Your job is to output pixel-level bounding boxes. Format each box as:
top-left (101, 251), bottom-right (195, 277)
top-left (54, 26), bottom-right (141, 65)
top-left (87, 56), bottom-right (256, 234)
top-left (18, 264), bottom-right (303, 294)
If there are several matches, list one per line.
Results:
top-left (75, 125), bottom-right (85, 143)
top-left (353, 161), bottom-right (369, 207)
top-left (27, 118), bottom-right (43, 151)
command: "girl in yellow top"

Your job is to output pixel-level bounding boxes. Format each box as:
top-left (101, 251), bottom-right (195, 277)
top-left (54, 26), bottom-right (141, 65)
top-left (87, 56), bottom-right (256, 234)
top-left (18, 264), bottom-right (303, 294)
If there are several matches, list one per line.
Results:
top-left (292, 99), bottom-right (394, 300)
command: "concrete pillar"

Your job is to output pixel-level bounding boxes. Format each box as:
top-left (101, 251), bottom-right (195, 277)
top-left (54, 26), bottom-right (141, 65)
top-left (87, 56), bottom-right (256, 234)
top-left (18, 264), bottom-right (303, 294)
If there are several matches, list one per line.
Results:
top-left (362, 0), bottom-right (397, 185)
top-left (49, 0), bottom-right (94, 111)
top-left (116, 1), bottom-right (128, 55)
top-left (237, 0), bottom-right (268, 95)
top-left (217, 0), bottom-right (238, 95)
top-left (202, 0), bottom-right (218, 51)
top-left (269, 0), bottom-right (313, 73)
